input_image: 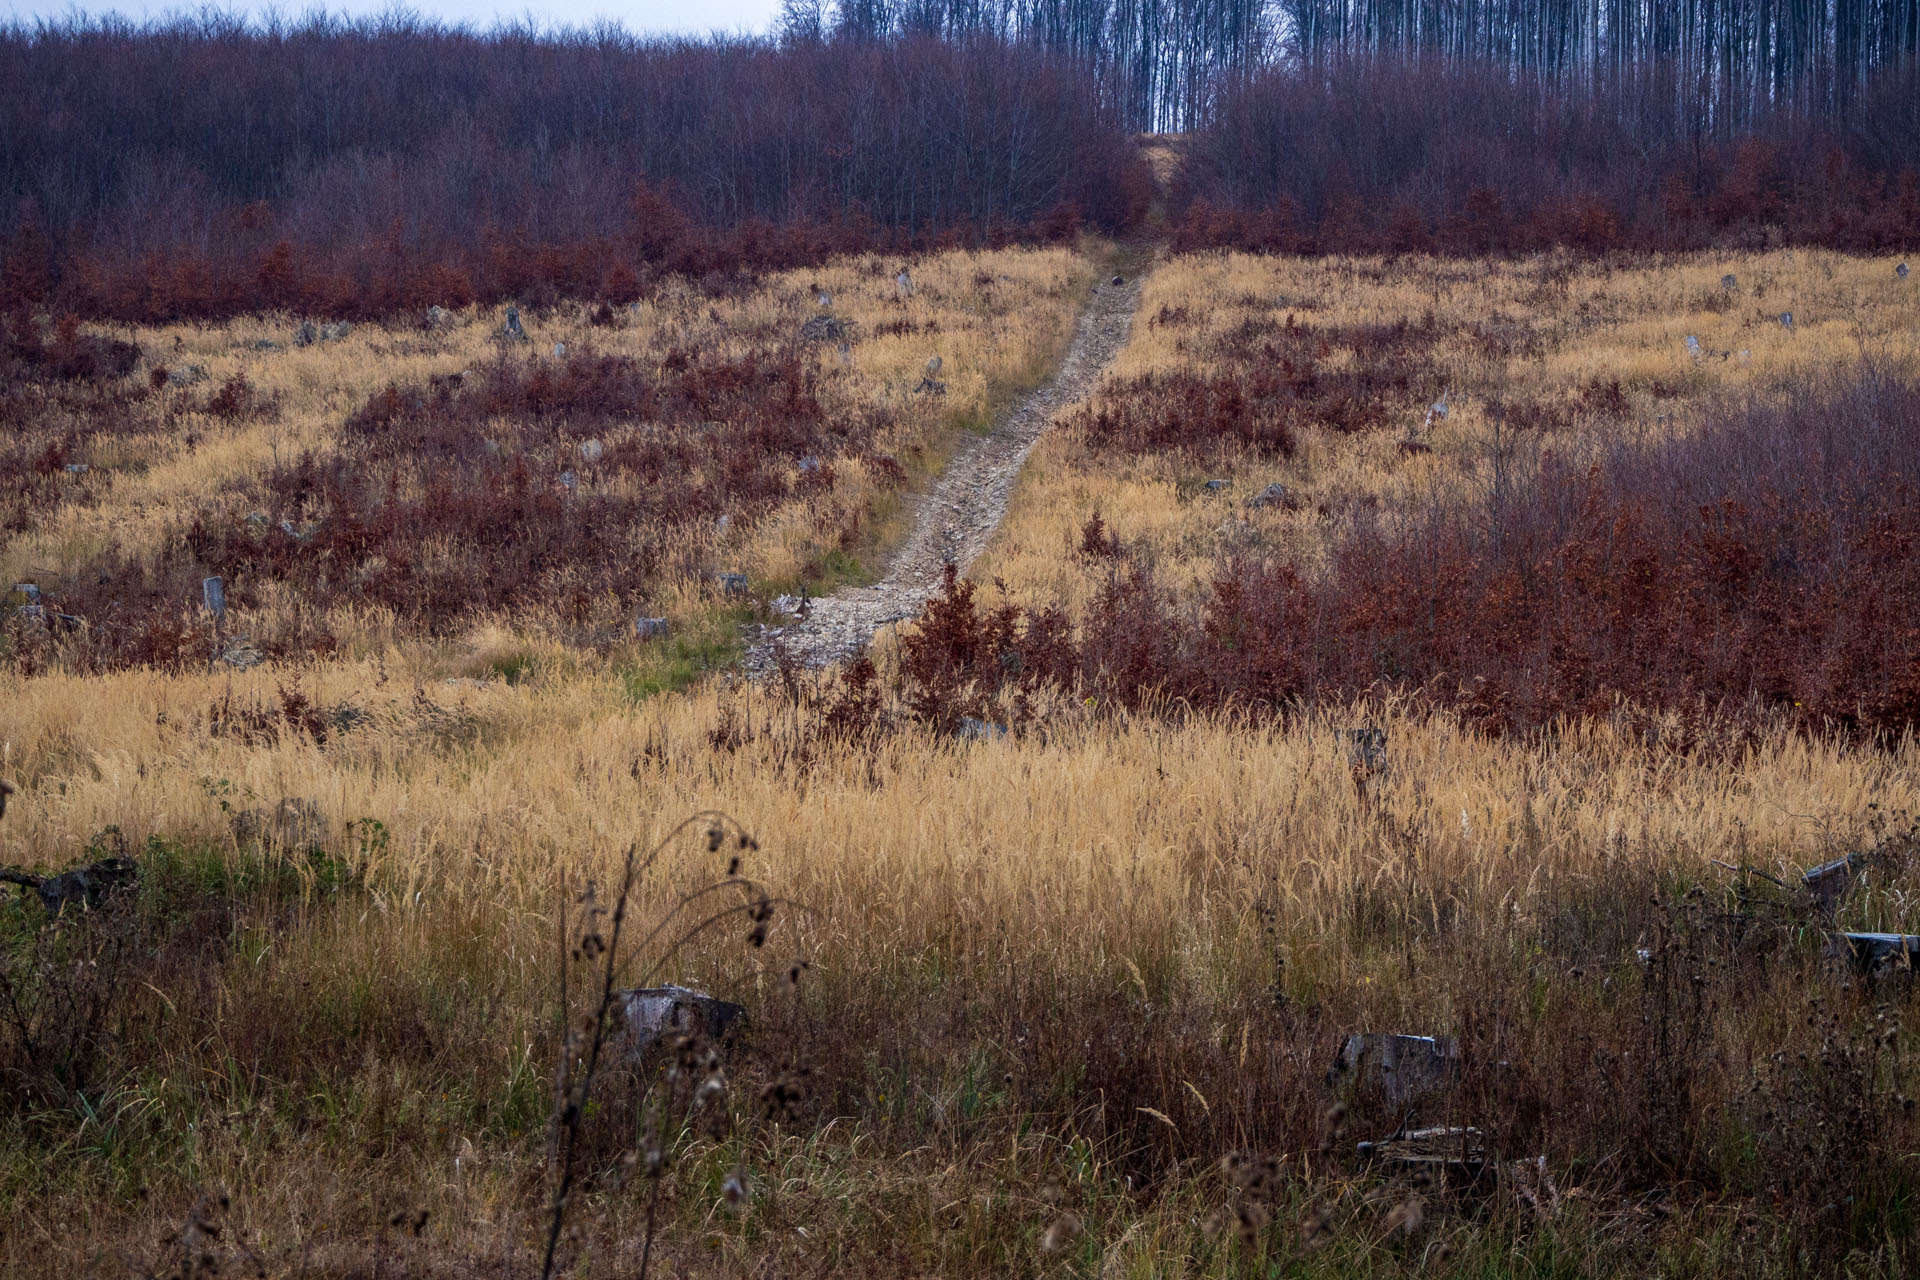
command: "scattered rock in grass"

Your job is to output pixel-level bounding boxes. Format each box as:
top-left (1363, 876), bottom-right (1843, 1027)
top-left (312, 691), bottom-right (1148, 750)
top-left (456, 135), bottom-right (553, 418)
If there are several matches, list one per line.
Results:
top-left (63, 463), bottom-right (89, 475)
top-left (1779, 311), bottom-right (1794, 329)
top-left (925, 354), bottom-right (942, 377)
top-left (497, 305), bottom-right (528, 343)
top-left (0, 856), bottom-right (138, 916)
top-left (798, 455), bottom-right (821, 473)
top-left (717, 572), bottom-right (749, 599)
top-left (425, 305), bottom-right (452, 328)
top-left (0, 778), bottom-right (11, 820)
top-left (579, 438), bottom-right (603, 464)
top-left (1899, 262), bottom-right (1910, 279)
top-left (293, 320), bottom-right (317, 347)
top-left (616, 985), bottom-right (746, 1057)
top-left (167, 364), bottom-right (209, 387)
top-left (1203, 478), bottom-right (1229, 492)
top-left (319, 321), bottom-right (351, 343)
top-left (771, 595), bottom-right (807, 618)
top-left (1110, 275), bottom-right (1124, 285)
top-left (1721, 273), bottom-right (1738, 291)
top-left (552, 341), bottom-right (566, 358)
top-left (896, 269), bottom-right (912, 297)
top-left (1327, 1033), bottom-right (1458, 1113)
top-left (1685, 334), bottom-right (1701, 359)
top-left (634, 616), bottom-right (670, 639)
top-left (251, 339), bottom-right (284, 352)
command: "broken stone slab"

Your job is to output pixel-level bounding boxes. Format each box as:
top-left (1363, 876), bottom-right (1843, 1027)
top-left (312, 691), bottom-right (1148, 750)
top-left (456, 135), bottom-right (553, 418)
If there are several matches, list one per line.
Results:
top-left (1830, 932), bottom-right (1920, 976)
top-left (1327, 1033), bottom-right (1459, 1113)
top-left (614, 985), bottom-right (747, 1058)
top-left (1803, 852), bottom-right (1865, 911)
top-left (0, 856), bottom-right (139, 916)
top-left (202, 575), bottom-right (226, 618)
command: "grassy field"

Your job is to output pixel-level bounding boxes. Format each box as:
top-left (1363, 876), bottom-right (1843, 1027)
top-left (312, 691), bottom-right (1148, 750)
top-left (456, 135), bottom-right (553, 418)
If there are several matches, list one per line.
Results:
top-left (4, 244), bottom-right (1920, 1277)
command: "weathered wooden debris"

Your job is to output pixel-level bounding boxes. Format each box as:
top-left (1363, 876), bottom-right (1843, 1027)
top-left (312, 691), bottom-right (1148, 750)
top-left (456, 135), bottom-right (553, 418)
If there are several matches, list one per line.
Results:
top-left (1358, 1125), bottom-right (1488, 1185)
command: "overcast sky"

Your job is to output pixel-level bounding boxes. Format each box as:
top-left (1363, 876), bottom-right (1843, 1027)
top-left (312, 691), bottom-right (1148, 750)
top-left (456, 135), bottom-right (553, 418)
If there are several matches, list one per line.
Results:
top-left (0, 0), bottom-right (786, 37)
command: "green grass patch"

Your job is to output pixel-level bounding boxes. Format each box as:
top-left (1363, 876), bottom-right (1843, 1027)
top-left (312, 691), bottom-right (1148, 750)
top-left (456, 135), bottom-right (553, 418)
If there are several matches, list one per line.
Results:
top-left (620, 606), bottom-right (750, 701)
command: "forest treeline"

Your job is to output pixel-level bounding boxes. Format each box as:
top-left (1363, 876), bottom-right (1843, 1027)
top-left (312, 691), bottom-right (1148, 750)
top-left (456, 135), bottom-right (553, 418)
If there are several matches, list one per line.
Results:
top-left (0, 19), bottom-right (1148, 320)
top-left (1, 10), bottom-right (1917, 322)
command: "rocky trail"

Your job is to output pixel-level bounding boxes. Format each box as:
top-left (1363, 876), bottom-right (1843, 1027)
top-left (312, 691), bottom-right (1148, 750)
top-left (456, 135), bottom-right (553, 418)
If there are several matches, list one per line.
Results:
top-left (743, 269), bottom-right (1144, 674)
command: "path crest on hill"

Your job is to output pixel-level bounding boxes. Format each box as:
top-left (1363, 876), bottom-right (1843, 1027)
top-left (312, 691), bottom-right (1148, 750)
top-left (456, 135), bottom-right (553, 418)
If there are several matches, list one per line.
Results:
top-left (744, 271), bottom-right (1144, 673)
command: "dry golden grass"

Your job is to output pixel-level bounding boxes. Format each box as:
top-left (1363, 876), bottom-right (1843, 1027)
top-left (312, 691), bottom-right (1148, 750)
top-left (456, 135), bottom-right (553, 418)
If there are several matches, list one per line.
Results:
top-left (6, 247), bottom-right (1920, 1278)
top-left (981, 248), bottom-right (1920, 612)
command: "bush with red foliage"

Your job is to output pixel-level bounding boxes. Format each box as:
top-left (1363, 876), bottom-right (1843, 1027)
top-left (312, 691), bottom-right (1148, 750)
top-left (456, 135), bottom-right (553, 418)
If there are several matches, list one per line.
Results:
top-left (1065, 308), bottom-right (1461, 461)
top-left (892, 370), bottom-right (1920, 739)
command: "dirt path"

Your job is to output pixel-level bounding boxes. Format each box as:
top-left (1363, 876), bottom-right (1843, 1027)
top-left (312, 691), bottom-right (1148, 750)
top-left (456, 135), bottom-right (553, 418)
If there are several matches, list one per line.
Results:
top-left (744, 270), bottom-right (1144, 673)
